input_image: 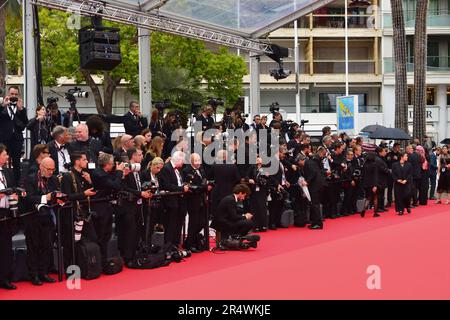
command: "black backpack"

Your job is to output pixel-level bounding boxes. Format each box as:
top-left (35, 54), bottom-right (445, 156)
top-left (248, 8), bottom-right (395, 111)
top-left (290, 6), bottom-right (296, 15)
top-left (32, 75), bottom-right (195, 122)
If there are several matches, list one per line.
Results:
top-left (103, 257), bottom-right (123, 275)
top-left (75, 241), bottom-right (102, 280)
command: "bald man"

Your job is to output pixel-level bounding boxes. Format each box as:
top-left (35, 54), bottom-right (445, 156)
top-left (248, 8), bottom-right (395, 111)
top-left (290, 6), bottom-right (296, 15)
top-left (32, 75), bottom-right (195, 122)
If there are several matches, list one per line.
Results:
top-left (113, 134), bottom-right (135, 162)
top-left (68, 124), bottom-right (103, 168)
top-left (24, 157), bottom-right (60, 285)
top-left (181, 153), bottom-right (212, 252)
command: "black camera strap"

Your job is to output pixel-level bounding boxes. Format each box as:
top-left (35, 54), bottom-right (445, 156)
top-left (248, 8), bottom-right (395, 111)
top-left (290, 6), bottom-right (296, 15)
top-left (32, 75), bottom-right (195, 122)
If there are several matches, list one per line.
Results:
top-left (69, 171), bottom-right (82, 217)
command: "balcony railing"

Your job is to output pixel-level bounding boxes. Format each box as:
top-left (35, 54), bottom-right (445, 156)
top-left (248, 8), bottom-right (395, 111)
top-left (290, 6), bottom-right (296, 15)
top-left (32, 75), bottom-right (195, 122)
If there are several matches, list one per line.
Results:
top-left (384, 56), bottom-right (450, 73)
top-left (314, 60), bottom-right (377, 74)
top-left (383, 10), bottom-right (450, 28)
top-left (295, 14), bottom-right (378, 29)
top-left (260, 105), bottom-right (382, 113)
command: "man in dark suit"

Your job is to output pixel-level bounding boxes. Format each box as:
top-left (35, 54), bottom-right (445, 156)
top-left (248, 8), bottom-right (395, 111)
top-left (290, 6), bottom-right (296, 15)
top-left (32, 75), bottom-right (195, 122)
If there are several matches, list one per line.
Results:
top-left (47, 126), bottom-right (71, 175)
top-left (68, 123), bottom-right (103, 168)
top-left (210, 184), bottom-right (254, 239)
top-left (406, 145), bottom-right (421, 206)
top-left (91, 153), bottom-right (128, 266)
top-left (158, 151), bottom-right (189, 247)
top-left (123, 101), bottom-right (148, 137)
top-left (24, 157), bottom-right (60, 286)
top-left (0, 86), bottom-right (28, 181)
top-left (117, 148), bottom-right (152, 266)
top-left (182, 153), bottom-right (211, 252)
top-left (429, 148), bottom-right (439, 200)
top-left (0, 144), bottom-right (20, 289)
top-left (376, 146), bottom-right (391, 213)
top-left (196, 105), bottom-right (214, 132)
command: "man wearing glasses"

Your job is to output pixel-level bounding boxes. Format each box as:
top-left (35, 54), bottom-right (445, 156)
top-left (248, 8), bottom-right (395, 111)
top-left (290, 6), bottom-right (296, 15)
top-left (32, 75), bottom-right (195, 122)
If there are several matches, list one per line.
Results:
top-left (24, 157), bottom-right (61, 286)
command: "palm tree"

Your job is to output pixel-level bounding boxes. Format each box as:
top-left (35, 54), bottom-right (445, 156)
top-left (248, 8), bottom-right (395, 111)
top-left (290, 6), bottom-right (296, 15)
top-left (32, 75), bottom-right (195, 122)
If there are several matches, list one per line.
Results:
top-left (0, 0), bottom-right (21, 97)
top-left (412, 0), bottom-right (428, 142)
top-left (390, 0), bottom-right (408, 137)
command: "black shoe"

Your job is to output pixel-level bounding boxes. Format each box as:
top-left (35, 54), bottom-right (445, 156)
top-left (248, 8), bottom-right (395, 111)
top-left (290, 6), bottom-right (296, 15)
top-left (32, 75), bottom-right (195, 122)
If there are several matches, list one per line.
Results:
top-left (398, 211), bottom-right (404, 216)
top-left (407, 208), bottom-right (411, 214)
top-left (0, 280), bottom-right (17, 290)
top-left (360, 210), bottom-right (365, 218)
top-left (31, 275), bottom-right (43, 286)
top-left (269, 225), bottom-right (277, 230)
top-left (248, 241), bottom-right (258, 249)
top-left (330, 215), bottom-right (337, 219)
top-left (39, 274), bottom-right (56, 283)
top-left (189, 247), bottom-right (202, 254)
top-left (260, 227), bottom-right (268, 232)
top-left (411, 204), bottom-right (418, 208)
top-left (308, 224), bottom-right (323, 230)
top-left (373, 213), bottom-right (381, 217)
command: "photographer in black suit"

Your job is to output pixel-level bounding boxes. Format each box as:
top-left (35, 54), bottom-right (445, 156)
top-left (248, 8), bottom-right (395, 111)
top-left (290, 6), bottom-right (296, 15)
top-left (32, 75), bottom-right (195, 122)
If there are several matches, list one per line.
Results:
top-left (60, 152), bottom-right (97, 268)
top-left (0, 86), bottom-right (28, 181)
top-left (117, 148), bottom-right (152, 266)
top-left (196, 105), bottom-right (214, 131)
top-left (158, 151), bottom-right (189, 247)
top-left (68, 123), bottom-right (103, 168)
top-left (0, 144), bottom-right (20, 289)
top-left (211, 184), bottom-right (255, 239)
top-left (91, 153), bottom-right (128, 265)
top-left (123, 101), bottom-right (148, 137)
top-left (181, 153), bottom-right (211, 252)
top-left (24, 157), bottom-right (60, 286)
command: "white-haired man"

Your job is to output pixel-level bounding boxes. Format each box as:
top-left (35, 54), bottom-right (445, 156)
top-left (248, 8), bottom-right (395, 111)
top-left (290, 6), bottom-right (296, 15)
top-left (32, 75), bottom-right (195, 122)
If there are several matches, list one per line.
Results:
top-left (158, 151), bottom-right (189, 246)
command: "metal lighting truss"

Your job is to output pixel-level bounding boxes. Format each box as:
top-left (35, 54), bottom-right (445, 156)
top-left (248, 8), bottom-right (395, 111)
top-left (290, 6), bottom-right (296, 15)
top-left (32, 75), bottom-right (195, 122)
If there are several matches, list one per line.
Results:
top-left (30, 0), bottom-right (274, 54)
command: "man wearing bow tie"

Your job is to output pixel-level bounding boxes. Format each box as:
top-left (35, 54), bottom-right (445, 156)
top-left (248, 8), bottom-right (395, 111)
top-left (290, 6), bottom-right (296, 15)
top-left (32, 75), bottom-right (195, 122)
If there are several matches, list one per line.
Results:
top-left (123, 101), bottom-right (148, 137)
top-left (0, 86), bottom-right (28, 182)
top-left (182, 153), bottom-right (212, 252)
top-left (47, 126), bottom-right (71, 175)
top-left (158, 151), bottom-right (189, 247)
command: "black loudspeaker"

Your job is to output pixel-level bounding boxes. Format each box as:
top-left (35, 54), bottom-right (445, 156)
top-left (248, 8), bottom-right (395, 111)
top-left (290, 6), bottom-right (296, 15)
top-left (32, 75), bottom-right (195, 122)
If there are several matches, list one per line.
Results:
top-left (78, 26), bottom-right (122, 71)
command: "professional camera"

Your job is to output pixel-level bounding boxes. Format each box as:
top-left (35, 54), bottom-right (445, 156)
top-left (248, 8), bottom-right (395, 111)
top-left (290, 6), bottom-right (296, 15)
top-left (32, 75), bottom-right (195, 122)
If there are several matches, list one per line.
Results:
top-left (9, 96), bottom-right (18, 106)
top-left (124, 162), bottom-right (141, 172)
top-left (141, 181), bottom-right (159, 193)
top-left (66, 87), bottom-right (88, 101)
top-left (255, 174), bottom-right (270, 188)
top-left (154, 99), bottom-right (171, 111)
top-left (220, 234), bottom-right (260, 250)
top-left (207, 98), bottom-right (224, 109)
top-left (353, 169), bottom-right (362, 179)
top-left (0, 187), bottom-right (26, 219)
top-left (50, 191), bottom-right (69, 203)
top-left (165, 246), bottom-right (192, 263)
top-left (46, 96), bottom-right (59, 106)
top-left (269, 102), bottom-right (280, 114)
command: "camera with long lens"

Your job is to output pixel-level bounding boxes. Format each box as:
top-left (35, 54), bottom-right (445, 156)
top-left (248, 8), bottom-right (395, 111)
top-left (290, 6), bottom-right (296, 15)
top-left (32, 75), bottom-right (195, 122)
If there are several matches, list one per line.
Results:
top-left (165, 246), bottom-right (192, 263)
top-left (255, 173), bottom-right (270, 188)
top-left (0, 187), bottom-right (26, 219)
top-left (123, 162), bottom-right (141, 172)
top-left (46, 96), bottom-right (59, 107)
top-left (353, 169), bottom-right (362, 179)
top-left (207, 98), bottom-right (224, 109)
top-left (269, 102), bottom-right (280, 114)
top-left (220, 234), bottom-right (260, 250)
top-left (50, 191), bottom-right (69, 203)
top-left (154, 99), bottom-right (171, 111)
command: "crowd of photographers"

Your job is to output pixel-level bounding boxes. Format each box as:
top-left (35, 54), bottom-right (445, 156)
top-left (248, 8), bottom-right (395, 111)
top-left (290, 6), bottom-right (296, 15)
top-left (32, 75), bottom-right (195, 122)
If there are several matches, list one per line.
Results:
top-left (0, 85), bottom-right (449, 290)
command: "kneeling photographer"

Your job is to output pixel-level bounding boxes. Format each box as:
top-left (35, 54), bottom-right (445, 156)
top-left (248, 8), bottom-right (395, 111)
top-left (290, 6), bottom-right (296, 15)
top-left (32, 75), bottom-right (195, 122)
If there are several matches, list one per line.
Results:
top-left (211, 184), bottom-right (260, 250)
top-left (116, 148), bottom-right (152, 267)
top-left (60, 152), bottom-right (97, 269)
top-left (91, 153), bottom-right (128, 266)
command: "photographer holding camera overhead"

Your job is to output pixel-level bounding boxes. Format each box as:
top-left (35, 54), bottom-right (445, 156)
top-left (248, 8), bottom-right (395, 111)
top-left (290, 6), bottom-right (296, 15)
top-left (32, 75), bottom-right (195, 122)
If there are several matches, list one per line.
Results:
top-left (91, 153), bottom-right (129, 267)
top-left (0, 144), bottom-right (22, 290)
top-left (24, 157), bottom-right (62, 286)
top-left (47, 126), bottom-right (71, 175)
top-left (124, 101), bottom-right (148, 137)
top-left (0, 86), bottom-right (28, 182)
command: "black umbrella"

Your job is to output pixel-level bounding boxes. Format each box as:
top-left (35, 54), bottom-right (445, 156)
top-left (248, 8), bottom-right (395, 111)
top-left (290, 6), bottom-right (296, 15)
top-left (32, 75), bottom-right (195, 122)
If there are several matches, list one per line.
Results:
top-left (360, 124), bottom-right (386, 133)
top-left (440, 138), bottom-right (450, 145)
top-left (368, 127), bottom-right (410, 140)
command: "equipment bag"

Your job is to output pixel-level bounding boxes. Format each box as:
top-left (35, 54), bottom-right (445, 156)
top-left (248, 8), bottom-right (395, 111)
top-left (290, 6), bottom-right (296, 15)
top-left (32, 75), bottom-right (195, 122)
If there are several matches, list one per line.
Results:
top-left (103, 257), bottom-right (123, 275)
top-left (280, 209), bottom-right (294, 228)
top-left (356, 199), bottom-right (366, 213)
top-left (75, 241), bottom-right (102, 280)
top-left (11, 247), bottom-right (30, 282)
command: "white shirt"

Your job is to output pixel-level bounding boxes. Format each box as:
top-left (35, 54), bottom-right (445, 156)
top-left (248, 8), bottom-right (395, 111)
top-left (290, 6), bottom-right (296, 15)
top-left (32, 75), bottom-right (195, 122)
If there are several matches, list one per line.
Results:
top-left (0, 169), bottom-right (8, 209)
top-left (172, 162), bottom-right (183, 187)
top-left (55, 141), bottom-right (70, 173)
top-left (7, 105), bottom-right (17, 120)
top-left (280, 161), bottom-right (286, 186)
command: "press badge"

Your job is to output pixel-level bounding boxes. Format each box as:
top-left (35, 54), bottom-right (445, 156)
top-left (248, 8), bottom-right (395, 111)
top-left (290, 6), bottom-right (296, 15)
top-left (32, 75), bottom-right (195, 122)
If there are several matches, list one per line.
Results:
top-left (88, 163), bottom-right (96, 170)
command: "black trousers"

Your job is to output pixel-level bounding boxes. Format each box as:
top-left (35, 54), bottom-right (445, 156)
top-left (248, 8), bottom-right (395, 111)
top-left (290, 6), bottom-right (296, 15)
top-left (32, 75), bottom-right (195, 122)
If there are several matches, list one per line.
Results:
top-left (163, 203), bottom-right (186, 246)
top-left (0, 220), bottom-right (14, 282)
top-left (387, 176), bottom-right (394, 205)
top-left (268, 198), bottom-right (283, 227)
top-left (377, 187), bottom-right (386, 211)
top-left (419, 172), bottom-right (429, 205)
top-left (91, 203), bottom-right (113, 265)
top-left (221, 219), bottom-right (254, 239)
top-left (250, 190), bottom-right (269, 229)
top-left (184, 195), bottom-right (206, 249)
top-left (3, 138), bottom-right (23, 182)
top-left (116, 202), bottom-right (143, 263)
top-left (310, 191), bottom-right (323, 227)
top-left (342, 186), bottom-right (356, 214)
top-left (411, 179), bottom-right (420, 205)
top-left (24, 214), bottom-right (55, 277)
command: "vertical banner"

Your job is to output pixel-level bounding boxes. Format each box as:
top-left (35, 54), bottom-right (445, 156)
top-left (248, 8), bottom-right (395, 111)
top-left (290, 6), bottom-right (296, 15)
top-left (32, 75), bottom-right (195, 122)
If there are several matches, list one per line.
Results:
top-left (336, 95), bottom-right (359, 136)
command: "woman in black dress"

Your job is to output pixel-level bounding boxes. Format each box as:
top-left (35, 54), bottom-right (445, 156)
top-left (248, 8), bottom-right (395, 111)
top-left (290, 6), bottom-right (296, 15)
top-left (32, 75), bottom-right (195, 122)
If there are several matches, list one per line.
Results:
top-left (26, 105), bottom-right (50, 149)
top-left (392, 152), bottom-right (413, 215)
top-left (361, 152), bottom-right (379, 217)
top-left (245, 157), bottom-right (269, 232)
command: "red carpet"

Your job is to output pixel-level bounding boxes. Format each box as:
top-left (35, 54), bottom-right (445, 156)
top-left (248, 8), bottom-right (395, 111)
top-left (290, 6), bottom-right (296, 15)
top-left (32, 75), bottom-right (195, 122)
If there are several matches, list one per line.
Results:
top-left (2, 202), bottom-right (450, 300)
